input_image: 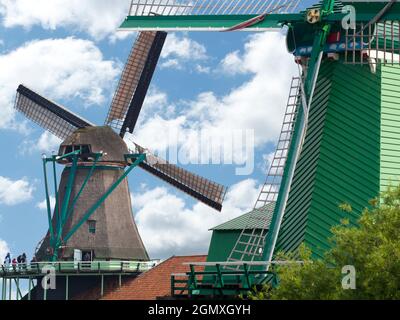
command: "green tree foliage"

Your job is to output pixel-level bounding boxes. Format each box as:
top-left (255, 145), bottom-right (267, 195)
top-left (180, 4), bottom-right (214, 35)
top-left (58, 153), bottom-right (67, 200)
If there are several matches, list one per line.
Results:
top-left (249, 186), bottom-right (400, 300)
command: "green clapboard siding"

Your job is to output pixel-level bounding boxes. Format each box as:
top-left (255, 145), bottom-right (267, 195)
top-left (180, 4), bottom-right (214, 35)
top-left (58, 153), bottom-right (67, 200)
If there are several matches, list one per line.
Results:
top-left (206, 204), bottom-right (273, 262)
top-left (380, 64), bottom-right (400, 191)
top-left (275, 61), bottom-right (381, 259)
top-left (211, 203), bottom-right (274, 231)
top-left (206, 230), bottom-right (241, 262)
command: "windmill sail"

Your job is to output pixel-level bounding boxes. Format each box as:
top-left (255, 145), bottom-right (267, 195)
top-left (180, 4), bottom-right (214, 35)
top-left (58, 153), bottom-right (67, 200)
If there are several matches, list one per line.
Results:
top-left (104, 29), bottom-right (226, 210)
top-left (128, 140), bottom-right (227, 211)
top-left (120, 0), bottom-right (305, 31)
top-left (105, 31), bottom-right (167, 137)
top-left (15, 85), bottom-right (94, 140)
top-left (128, 0), bottom-right (302, 16)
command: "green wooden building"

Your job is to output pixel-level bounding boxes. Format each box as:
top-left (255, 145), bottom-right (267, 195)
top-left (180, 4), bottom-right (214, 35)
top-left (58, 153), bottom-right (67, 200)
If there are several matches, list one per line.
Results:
top-left (207, 204), bottom-right (274, 263)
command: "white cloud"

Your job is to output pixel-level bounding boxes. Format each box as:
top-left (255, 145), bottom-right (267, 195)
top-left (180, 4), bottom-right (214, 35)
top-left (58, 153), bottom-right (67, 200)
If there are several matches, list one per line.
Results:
top-left (142, 89), bottom-right (169, 112)
top-left (0, 239), bottom-right (10, 260)
top-left (131, 32), bottom-right (298, 166)
top-left (109, 30), bottom-right (137, 44)
top-left (195, 64), bottom-right (211, 74)
top-left (0, 0), bottom-right (131, 40)
top-left (20, 131), bottom-right (62, 155)
top-left (0, 176), bottom-right (34, 205)
top-left (138, 88), bottom-right (177, 125)
top-left (159, 33), bottom-right (207, 70)
top-left (36, 196), bottom-right (56, 211)
top-left (162, 33), bottom-right (207, 60)
top-left (0, 37), bottom-right (120, 130)
top-left (133, 179), bottom-right (260, 258)
top-left (221, 50), bottom-right (246, 75)
top-left (36, 132), bottom-right (61, 153)
top-left (206, 32), bottom-right (298, 146)
top-left (160, 58), bottom-right (182, 70)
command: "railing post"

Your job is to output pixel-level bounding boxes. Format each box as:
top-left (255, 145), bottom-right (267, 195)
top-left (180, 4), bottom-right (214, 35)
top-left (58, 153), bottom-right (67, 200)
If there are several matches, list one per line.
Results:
top-left (66, 275), bottom-right (69, 301)
top-left (3, 278), bottom-right (7, 301)
top-left (243, 264), bottom-right (251, 289)
top-left (101, 275), bottom-right (104, 297)
top-left (171, 275), bottom-right (175, 297)
top-left (5, 278), bottom-right (8, 301)
top-left (271, 265), bottom-right (280, 288)
top-left (189, 265), bottom-right (197, 288)
top-left (16, 278), bottom-right (20, 300)
top-left (28, 277), bottom-right (31, 300)
top-left (43, 282), bottom-right (47, 301)
top-left (215, 264), bottom-right (224, 288)
top-left (1, 277), bottom-right (5, 300)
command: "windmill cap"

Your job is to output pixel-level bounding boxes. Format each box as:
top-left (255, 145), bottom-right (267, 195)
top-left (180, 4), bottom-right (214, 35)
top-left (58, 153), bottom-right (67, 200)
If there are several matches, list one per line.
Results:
top-left (59, 126), bottom-right (128, 164)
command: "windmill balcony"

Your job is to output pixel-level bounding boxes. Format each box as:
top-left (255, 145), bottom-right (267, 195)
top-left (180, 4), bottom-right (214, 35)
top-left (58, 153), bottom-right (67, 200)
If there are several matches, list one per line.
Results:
top-left (0, 260), bottom-right (160, 277)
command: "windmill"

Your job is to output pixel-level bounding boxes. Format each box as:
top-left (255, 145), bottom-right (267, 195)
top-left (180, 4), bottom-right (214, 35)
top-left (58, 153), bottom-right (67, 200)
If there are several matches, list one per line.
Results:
top-left (14, 31), bottom-right (227, 262)
top-left (120, 0), bottom-right (400, 275)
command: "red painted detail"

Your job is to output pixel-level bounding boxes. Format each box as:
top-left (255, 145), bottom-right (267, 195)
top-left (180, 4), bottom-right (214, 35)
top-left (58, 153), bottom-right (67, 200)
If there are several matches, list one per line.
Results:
top-left (327, 32), bottom-right (341, 44)
top-left (224, 14), bottom-right (267, 32)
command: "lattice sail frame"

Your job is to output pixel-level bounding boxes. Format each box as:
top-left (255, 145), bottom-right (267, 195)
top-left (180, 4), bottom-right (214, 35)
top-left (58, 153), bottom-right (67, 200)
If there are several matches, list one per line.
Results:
top-left (128, 0), bottom-right (302, 16)
top-left (105, 31), bottom-right (158, 133)
top-left (15, 85), bottom-right (94, 140)
top-left (127, 138), bottom-right (227, 210)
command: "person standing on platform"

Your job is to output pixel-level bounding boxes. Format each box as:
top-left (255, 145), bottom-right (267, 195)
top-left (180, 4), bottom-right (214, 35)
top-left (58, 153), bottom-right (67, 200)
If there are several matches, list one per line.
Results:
top-left (3, 253), bottom-right (11, 270)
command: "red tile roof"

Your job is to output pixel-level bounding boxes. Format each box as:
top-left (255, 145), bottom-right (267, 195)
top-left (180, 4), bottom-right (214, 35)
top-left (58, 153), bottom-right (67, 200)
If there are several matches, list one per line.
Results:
top-left (101, 255), bottom-right (207, 300)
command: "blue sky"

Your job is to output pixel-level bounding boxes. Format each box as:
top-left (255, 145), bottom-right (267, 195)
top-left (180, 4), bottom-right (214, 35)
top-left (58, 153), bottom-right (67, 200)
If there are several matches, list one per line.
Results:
top-left (0, 0), bottom-right (316, 261)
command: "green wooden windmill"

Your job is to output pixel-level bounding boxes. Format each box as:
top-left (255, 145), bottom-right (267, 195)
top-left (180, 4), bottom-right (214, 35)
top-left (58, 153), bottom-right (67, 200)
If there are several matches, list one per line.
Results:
top-left (120, 0), bottom-right (400, 295)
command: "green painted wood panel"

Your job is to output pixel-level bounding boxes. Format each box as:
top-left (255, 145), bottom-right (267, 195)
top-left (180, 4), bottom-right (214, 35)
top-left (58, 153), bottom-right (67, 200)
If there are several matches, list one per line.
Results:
top-left (206, 230), bottom-right (240, 263)
top-left (275, 61), bottom-right (381, 259)
top-left (380, 64), bottom-right (400, 191)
